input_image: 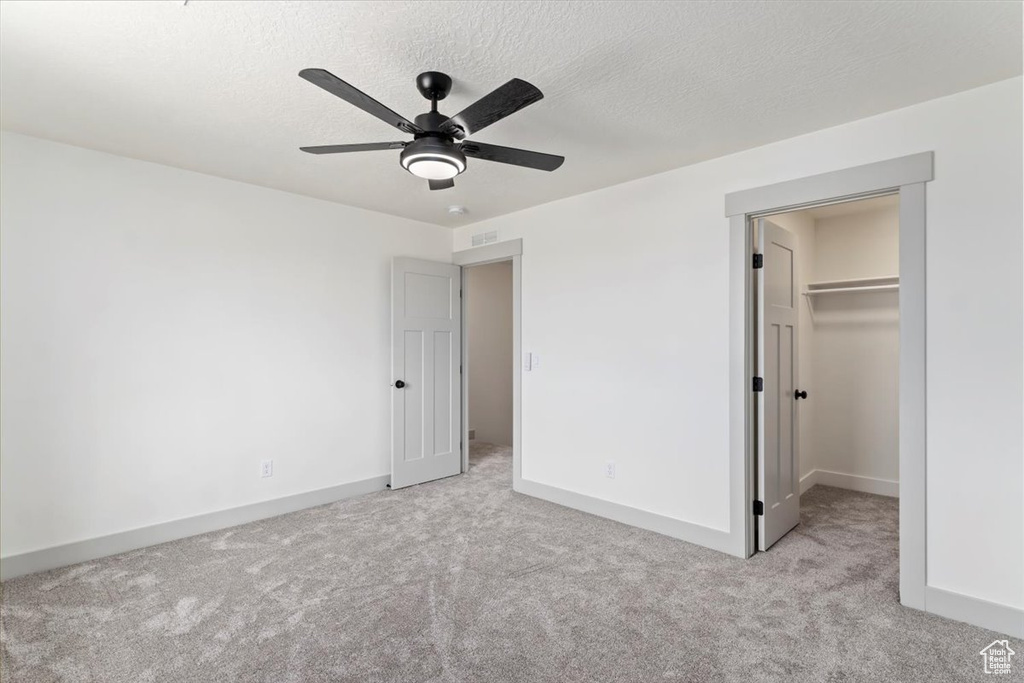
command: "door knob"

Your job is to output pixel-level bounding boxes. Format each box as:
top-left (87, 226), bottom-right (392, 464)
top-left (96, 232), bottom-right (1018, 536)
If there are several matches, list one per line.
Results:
top-left (795, 390), bottom-right (807, 399)
top-left (394, 380), bottom-right (406, 389)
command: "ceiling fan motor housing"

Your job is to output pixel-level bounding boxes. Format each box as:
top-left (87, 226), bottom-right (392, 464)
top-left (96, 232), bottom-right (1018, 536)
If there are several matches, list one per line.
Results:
top-left (403, 91), bottom-right (466, 180)
top-left (413, 110), bottom-right (450, 133)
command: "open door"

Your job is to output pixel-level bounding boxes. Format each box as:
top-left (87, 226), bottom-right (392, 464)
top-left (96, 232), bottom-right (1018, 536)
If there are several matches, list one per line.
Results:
top-left (756, 219), bottom-right (801, 550)
top-left (391, 257), bottom-right (462, 489)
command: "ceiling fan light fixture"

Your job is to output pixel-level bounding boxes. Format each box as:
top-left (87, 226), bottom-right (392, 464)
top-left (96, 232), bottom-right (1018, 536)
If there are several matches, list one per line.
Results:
top-left (298, 69), bottom-right (564, 191)
top-left (400, 138), bottom-right (466, 180)
top-left (405, 157), bottom-right (461, 180)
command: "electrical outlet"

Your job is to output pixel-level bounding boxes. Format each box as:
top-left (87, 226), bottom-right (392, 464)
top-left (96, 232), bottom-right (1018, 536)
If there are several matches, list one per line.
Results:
top-left (260, 459), bottom-right (273, 478)
top-left (605, 461), bottom-right (616, 479)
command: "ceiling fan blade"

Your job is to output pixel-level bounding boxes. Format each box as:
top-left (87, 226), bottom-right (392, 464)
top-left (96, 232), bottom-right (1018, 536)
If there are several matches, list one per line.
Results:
top-left (460, 141), bottom-right (564, 171)
top-left (300, 142), bottom-right (407, 155)
top-left (299, 68), bottom-right (423, 135)
top-left (429, 178), bottom-right (455, 191)
top-left (439, 78), bottom-right (543, 140)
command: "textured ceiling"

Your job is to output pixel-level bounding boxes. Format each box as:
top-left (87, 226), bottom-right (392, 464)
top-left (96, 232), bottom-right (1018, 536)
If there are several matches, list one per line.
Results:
top-left (1, 1), bottom-right (1020, 228)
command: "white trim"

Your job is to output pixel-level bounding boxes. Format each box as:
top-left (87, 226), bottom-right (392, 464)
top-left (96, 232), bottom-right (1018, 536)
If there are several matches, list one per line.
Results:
top-left (724, 152), bottom-right (934, 217)
top-left (799, 469), bottom-right (818, 495)
top-left (455, 240), bottom-right (523, 489)
top-left (516, 480), bottom-right (735, 556)
top-left (0, 474), bottom-right (390, 581)
top-left (800, 469), bottom-right (899, 498)
top-left (452, 238), bottom-right (522, 266)
top-left (511, 255), bottom-right (522, 487)
top-left (897, 181), bottom-right (927, 610)
top-left (730, 213), bottom-right (756, 558)
top-left (725, 153), bottom-right (933, 610)
top-left (924, 587), bottom-right (1024, 639)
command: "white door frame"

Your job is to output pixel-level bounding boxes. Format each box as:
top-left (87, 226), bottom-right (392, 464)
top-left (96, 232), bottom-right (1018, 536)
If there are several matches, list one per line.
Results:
top-left (724, 152), bottom-right (933, 611)
top-left (453, 239), bottom-right (523, 489)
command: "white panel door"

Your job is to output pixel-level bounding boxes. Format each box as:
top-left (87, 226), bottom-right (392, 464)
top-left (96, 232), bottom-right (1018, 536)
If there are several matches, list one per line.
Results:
top-left (391, 258), bottom-right (462, 489)
top-left (757, 219), bottom-right (801, 550)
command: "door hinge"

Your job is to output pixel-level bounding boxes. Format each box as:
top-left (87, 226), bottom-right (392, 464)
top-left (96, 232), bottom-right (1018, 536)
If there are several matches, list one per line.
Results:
top-left (752, 376), bottom-right (763, 392)
top-left (753, 500), bottom-right (764, 516)
top-left (752, 253), bottom-right (763, 269)
top-left (460, 365), bottom-right (463, 374)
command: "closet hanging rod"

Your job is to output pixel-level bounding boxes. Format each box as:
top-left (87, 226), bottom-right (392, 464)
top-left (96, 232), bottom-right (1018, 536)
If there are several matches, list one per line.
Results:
top-left (803, 284), bottom-right (899, 296)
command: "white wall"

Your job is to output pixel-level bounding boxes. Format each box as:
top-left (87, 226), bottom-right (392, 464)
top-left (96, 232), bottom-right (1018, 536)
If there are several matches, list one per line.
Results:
top-left (810, 206), bottom-right (900, 488)
top-left (467, 261), bottom-right (513, 446)
top-left (0, 131), bottom-right (452, 558)
top-left (815, 207), bottom-right (900, 280)
top-left (452, 78), bottom-right (1023, 612)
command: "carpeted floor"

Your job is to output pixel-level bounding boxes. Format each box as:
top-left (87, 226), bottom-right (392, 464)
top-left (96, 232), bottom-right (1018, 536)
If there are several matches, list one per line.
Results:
top-left (1, 443), bottom-right (1018, 682)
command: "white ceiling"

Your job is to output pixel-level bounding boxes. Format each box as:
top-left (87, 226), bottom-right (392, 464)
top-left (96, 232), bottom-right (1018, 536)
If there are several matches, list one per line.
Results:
top-left (1, 1), bottom-right (1020, 228)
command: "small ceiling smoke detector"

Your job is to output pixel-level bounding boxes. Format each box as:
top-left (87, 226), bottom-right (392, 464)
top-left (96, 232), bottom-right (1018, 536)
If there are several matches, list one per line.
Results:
top-left (448, 205), bottom-right (467, 215)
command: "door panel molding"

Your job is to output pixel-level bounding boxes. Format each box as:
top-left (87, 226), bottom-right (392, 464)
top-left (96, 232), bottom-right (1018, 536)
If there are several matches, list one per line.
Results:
top-left (757, 220), bottom-right (800, 550)
top-left (391, 257), bottom-right (462, 489)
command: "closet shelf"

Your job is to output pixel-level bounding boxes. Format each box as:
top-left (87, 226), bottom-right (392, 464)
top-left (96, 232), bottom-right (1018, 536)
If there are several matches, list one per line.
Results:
top-left (803, 275), bottom-right (899, 296)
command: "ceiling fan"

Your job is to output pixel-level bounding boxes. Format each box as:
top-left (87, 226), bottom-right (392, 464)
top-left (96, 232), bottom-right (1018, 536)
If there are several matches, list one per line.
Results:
top-left (298, 69), bottom-right (564, 190)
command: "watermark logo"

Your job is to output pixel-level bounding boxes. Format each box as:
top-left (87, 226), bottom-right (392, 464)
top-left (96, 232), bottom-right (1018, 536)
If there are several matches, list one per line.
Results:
top-left (980, 640), bottom-right (1015, 675)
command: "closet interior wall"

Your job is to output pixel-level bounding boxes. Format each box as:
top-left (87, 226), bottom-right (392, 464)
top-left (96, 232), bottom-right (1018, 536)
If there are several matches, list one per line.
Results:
top-left (770, 197), bottom-right (900, 496)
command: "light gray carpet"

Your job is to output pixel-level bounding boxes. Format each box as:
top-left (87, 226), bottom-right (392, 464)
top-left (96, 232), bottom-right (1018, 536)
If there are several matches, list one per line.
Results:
top-left (1, 443), bottom-right (1018, 682)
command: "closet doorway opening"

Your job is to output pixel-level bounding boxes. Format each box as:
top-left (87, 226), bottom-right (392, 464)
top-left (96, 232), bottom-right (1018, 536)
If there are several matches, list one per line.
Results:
top-left (726, 152), bottom-right (931, 609)
top-left (754, 194), bottom-right (901, 552)
top-left (462, 260), bottom-right (515, 485)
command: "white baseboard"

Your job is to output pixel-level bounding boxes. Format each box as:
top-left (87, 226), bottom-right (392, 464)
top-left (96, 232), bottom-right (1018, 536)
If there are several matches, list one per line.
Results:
top-left (799, 469), bottom-right (819, 494)
top-left (925, 586), bottom-right (1024, 638)
top-left (801, 468), bottom-right (899, 498)
top-left (0, 474), bottom-right (390, 581)
top-left (515, 479), bottom-right (737, 557)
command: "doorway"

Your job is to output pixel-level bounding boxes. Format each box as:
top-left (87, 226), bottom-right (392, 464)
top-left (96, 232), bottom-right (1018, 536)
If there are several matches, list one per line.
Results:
top-left (390, 240), bottom-right (523, 491)
top-left (754, 194), bottom-right (900, 551)
top-left (724, 151), bottom-right (932, 610)
top-left (464, 260), bottom-right (514, 483)
top-left (454, 239), bottom-right (523, 486)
